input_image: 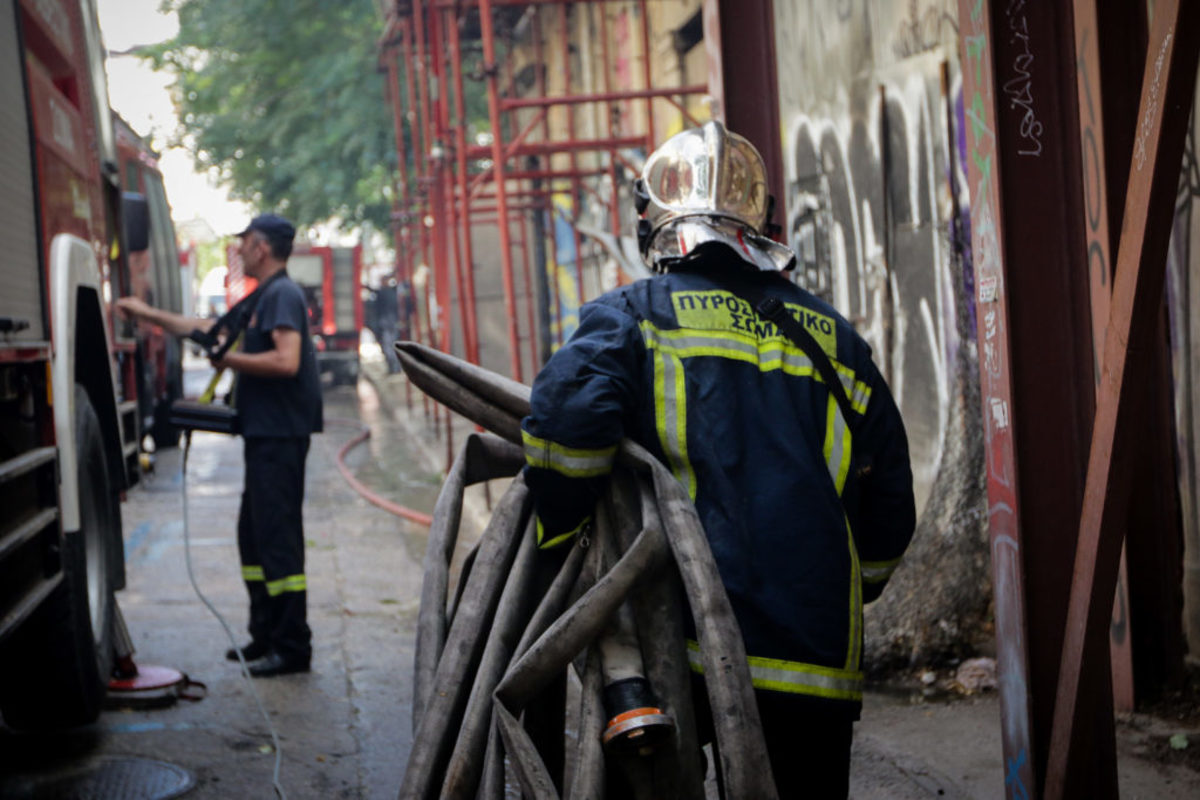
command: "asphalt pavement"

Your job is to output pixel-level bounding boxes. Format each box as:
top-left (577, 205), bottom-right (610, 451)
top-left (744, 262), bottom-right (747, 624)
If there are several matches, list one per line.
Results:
top-left (1, 351), bottom-right (1197, 799)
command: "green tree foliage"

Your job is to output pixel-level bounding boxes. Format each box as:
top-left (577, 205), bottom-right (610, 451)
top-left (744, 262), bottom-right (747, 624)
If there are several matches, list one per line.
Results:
top-left (147, 0), bottom-right (395, 229)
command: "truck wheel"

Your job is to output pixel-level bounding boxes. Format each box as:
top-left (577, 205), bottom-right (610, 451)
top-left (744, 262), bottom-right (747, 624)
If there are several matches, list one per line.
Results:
top-left (0, 386), bottom-right (116, 730)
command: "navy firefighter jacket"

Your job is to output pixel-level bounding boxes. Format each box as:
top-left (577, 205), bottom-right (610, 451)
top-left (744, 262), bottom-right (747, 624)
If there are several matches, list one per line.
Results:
top-left (521, 253), bottom-right (916, 712)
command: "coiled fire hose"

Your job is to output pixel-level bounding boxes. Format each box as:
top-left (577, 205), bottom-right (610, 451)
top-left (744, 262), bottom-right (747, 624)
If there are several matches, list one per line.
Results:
top-left (392, 341), bottom-right (779, 800)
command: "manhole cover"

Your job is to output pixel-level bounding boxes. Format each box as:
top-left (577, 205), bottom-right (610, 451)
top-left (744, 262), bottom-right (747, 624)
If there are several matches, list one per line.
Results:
top-left (0, 755), bottom-right (195, 800)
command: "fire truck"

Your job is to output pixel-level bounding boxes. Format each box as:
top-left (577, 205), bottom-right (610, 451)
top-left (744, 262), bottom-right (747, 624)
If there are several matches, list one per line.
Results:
top-left (0, 0), bottom-right (148, 729)
top-left (228, 242), bottom-right (364, 385)
top-left (115, 114), bottom-right (185, 448)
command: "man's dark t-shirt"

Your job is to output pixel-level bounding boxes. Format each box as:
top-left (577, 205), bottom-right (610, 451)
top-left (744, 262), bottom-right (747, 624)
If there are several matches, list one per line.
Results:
top-left (236, 273), bottom-right (323, 437)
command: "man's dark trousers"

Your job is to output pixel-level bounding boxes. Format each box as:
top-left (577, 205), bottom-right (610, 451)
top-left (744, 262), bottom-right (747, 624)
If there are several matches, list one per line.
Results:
top-left (237, 436), bottom-right (312, 662)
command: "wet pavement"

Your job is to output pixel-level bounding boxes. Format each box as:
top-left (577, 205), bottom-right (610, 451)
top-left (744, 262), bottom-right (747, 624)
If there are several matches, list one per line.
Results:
top-left (1, 361), bottom-right (450, 800)
top-left (0, 354), bottom-right (1197, 798)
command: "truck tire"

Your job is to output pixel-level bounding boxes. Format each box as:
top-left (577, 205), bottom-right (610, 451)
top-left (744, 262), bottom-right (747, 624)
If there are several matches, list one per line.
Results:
top-left (0, 386), bottom-right (116, 730)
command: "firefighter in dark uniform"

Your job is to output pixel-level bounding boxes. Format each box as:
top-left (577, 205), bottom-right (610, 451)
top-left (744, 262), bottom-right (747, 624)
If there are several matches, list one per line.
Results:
top-left (117, 214), bottom-right (323, 677)
top-left (520, 122), bottom-right (916, 797)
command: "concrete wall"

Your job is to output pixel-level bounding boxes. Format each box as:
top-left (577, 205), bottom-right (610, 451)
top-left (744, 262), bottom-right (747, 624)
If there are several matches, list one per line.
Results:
top-left (773, 0), bottom-right (991, 668)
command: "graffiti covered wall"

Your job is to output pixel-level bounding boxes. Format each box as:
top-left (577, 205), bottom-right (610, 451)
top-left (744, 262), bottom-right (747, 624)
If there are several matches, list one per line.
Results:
top-left (1166, 88), bottom-right (1200, 664)
top-left (773, 0), bottom-right (989, 668)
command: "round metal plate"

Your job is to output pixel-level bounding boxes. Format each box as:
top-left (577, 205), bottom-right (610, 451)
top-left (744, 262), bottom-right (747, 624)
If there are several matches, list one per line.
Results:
top-left (109, 664), bottom-right (186, 693)
top-left (0, 755), bottom-right (195, 800)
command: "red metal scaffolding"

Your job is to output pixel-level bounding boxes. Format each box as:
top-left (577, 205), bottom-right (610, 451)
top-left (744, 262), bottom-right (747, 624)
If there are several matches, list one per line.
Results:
top-left (380, 0), bottom-right (703, 381)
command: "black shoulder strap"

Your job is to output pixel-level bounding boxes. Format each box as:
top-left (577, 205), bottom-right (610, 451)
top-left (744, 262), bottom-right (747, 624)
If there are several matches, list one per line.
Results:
top-left (727, 281), bottom-right (860, 433)
top-left (188, 270), bottom-right (287, 359)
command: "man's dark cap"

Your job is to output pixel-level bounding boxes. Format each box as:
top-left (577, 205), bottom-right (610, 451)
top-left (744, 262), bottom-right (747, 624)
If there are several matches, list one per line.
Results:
top-left (236, 213), bottom-right (295, 248)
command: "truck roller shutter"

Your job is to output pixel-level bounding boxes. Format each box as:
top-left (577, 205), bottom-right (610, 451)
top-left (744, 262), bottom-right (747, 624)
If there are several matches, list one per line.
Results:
top-left (332, 248), bottom-right (356, 332)
top-left (0, 5), bottom-right (45, 342)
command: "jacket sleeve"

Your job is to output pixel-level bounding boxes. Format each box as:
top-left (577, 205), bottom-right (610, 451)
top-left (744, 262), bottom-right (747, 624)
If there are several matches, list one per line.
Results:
top-left (522, 299), bottom-right (642, 548)
top-left (850, 356), bottom-right (917, 603)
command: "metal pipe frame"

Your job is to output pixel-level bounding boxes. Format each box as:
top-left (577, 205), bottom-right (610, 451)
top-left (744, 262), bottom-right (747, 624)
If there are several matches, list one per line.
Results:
top-left (470, 204), bottom-right (555, 214)
top-left (498, 84), bottom-right (706, 110)
top-left (449, 11), bottom-right (482, 366)
top-left (466, 108), bottom-right (549, 199)
top-left (382, 0), bottom-right (686, 385)
top-left (561, 4), bottom-right (587, 304)
top-left (462, 136), bottom-right (648, 164)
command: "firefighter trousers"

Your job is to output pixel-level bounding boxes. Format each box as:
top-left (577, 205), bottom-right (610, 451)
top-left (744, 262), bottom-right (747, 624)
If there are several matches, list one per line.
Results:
top-left (237, 436), bottom-right (312, 662)
top-left (693, 675), bottom-right (855, 799)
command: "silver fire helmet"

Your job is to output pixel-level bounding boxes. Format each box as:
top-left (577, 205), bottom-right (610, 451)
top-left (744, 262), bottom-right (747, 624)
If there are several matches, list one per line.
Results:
top-left (636, 120), bottom-right (795, 272)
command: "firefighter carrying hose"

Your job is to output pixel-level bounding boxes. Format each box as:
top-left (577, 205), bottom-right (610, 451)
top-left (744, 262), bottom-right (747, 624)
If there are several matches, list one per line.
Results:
top-left (520, 121), bottom-right (916, 798)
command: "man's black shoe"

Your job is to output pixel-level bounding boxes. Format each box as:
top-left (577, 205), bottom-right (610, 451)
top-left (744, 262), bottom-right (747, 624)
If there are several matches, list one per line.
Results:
top-left (225, 640), bottom-right (270, 662)
top-left (246, 650), bottom-right (311, 678)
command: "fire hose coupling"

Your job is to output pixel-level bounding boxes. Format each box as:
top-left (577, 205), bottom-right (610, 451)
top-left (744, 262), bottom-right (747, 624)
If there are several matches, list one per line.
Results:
top-left (600, 676), bottom-right (675, 755)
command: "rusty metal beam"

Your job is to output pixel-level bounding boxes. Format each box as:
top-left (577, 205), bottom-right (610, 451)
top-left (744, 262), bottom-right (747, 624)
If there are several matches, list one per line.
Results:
top-left (1071, 0), bottom-right (1146, 714)
top-left (1046, 2), bottom-right (1200, 796)
top-left (959, 0), bottom-right (1132, 791)
top-left (701, 0), bottom-right (784, 233)
top-left (956, 2), bottom-right (1038, 795)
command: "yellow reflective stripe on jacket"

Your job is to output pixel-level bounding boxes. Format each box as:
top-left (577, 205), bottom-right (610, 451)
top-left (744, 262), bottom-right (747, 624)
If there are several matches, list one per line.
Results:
top-left (849, 374), bottom-right (870, 414)
top-left (536, 515), bottom-right (590, 550)
top-left (640, 323), bottom-right (871, 405)
top-left (650, 342), bottom-right (696, 499)
top-left (266, 574), bottom-right (307, 596)
top-left (522, 430), bottom-right (617, 478)
top-left (845, 514), bottom-right (863, 672)
top-left (686, 640), bottom-right (864, 702)
top-left (861, 556), bottom-right (902, 584)
top-left (643, 316), bottom-right (869, 679)
top-left (242, 565), bottom-right (265, 582)
top-left (823, 394), bottom-right (852, 496)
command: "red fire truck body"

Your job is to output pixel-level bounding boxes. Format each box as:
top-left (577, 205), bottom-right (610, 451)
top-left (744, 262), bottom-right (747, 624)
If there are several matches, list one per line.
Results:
top-left (0, 0), bottom-right (150, 729)
top-left (115, 114), bottom-right (185, 447)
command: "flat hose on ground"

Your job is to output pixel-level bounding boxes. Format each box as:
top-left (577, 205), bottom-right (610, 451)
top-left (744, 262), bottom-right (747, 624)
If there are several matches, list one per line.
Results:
top-left (329, 417), bottom-right (434, 527)
top-left (393, 341), bottom-right (778, 800)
